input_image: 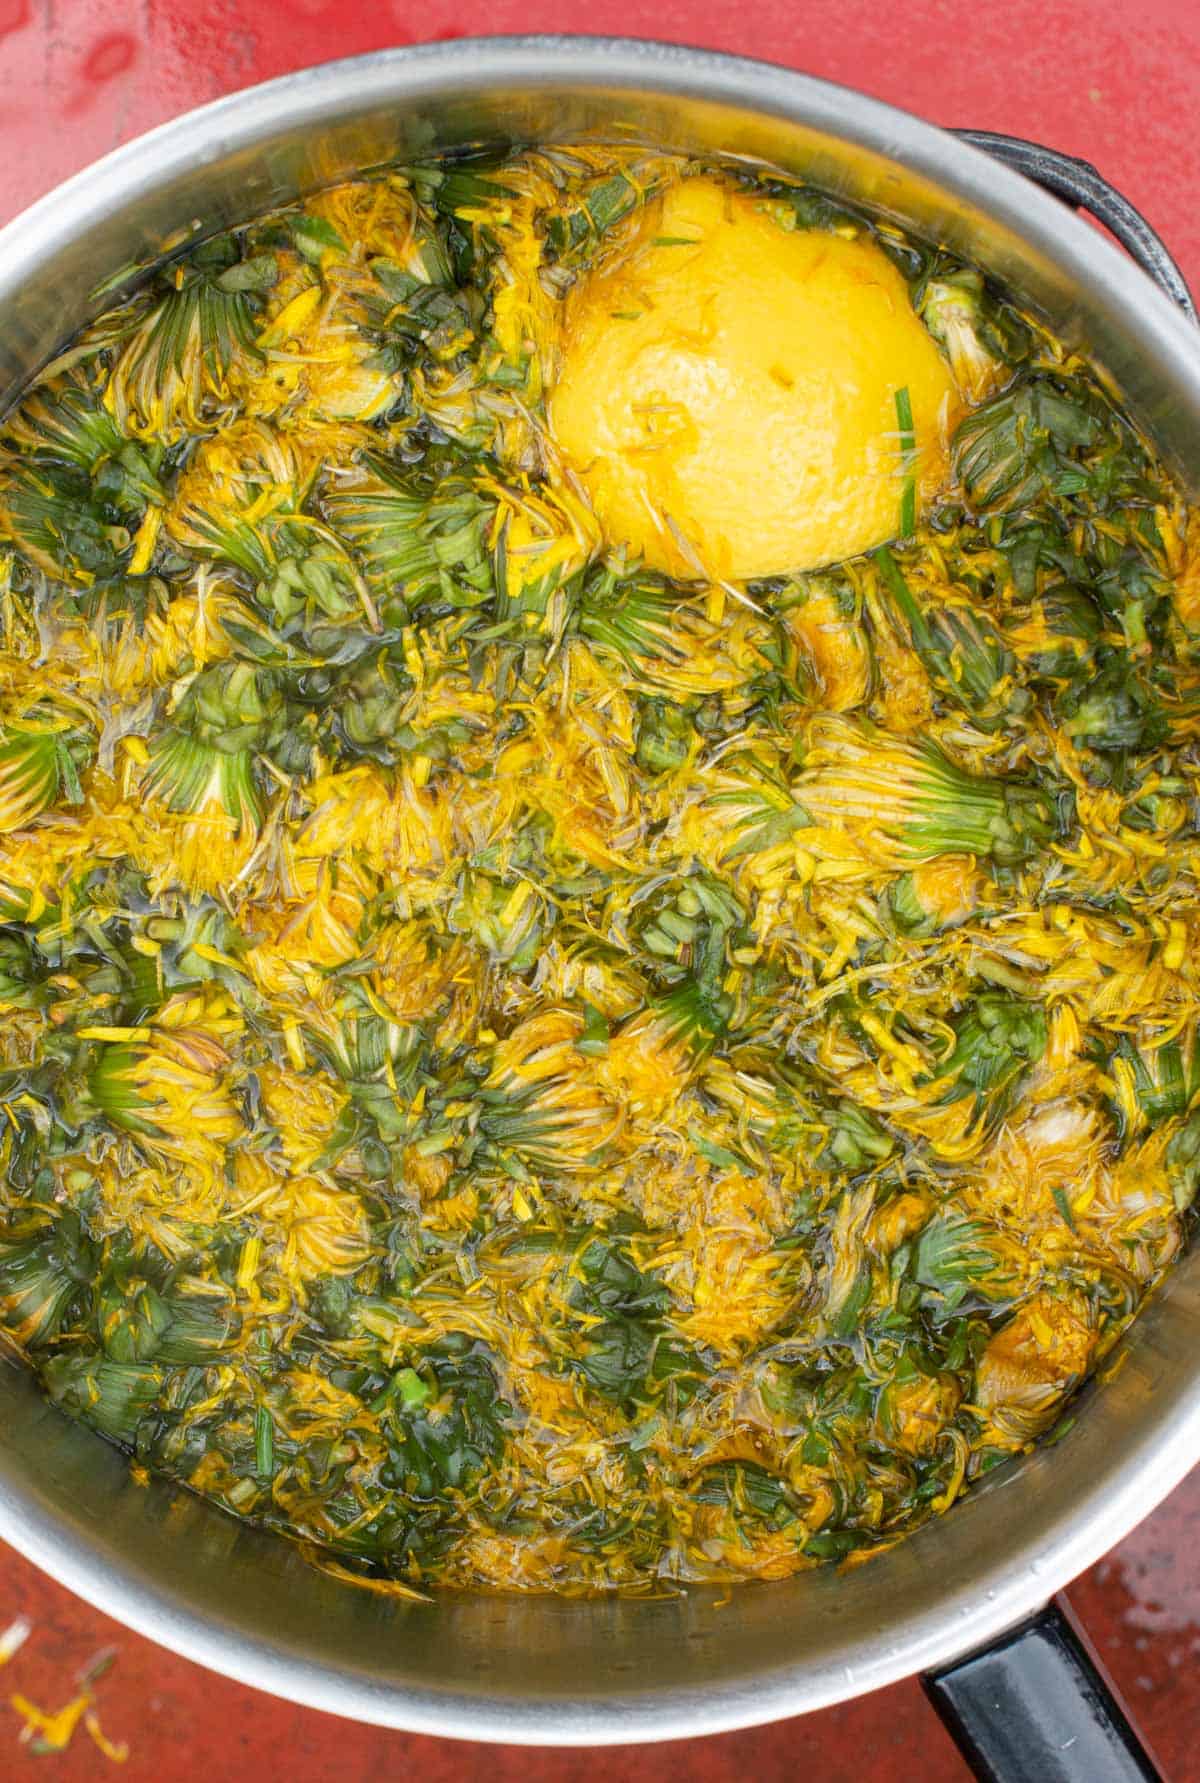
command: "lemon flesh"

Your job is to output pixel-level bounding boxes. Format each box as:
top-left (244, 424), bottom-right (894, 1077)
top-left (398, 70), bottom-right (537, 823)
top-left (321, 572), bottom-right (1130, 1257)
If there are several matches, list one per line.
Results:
top-left (549, 178), bottom-right (962, 581)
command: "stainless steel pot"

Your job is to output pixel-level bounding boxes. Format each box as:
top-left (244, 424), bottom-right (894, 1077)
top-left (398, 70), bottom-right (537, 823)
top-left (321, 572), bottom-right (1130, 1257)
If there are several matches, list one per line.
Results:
top-left (0, 34), bottom-right (1198, 1770)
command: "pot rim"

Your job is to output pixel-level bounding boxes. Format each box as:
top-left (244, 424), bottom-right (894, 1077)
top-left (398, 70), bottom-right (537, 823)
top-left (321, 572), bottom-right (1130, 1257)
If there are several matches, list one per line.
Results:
top-left (1, 33), bottom-right (1199, 1745)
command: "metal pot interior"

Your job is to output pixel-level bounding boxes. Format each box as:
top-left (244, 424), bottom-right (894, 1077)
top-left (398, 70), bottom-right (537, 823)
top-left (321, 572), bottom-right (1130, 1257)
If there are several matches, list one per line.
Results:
top-left (1, 36), bottom-right (1200, 1744)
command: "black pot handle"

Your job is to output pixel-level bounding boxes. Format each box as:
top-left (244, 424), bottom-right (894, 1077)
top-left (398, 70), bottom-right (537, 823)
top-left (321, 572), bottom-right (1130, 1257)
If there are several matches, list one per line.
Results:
top-left (953, 128), bottom-right (1197, 324)
top-left (923, 1600), bottom-right (1164, 1782)
top-left (917, 130), bottom-right (1183, 1783)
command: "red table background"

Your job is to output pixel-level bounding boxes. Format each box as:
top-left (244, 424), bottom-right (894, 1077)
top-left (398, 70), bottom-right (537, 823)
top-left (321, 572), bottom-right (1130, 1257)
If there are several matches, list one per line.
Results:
top-left (2, 2), bottom-right (1200, 1776)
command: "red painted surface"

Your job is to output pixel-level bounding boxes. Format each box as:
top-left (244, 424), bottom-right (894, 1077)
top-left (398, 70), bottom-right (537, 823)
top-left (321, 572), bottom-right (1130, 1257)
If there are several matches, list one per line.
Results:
top-left (1, 0), bottom-right (1199, 293)
top-left (1, 2), bottom-right (1199, 1776)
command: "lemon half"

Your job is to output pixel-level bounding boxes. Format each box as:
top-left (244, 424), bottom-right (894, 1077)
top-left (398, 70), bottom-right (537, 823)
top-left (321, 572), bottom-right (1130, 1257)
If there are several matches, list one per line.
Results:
top-left (549, 177), bottom-right (962, 581)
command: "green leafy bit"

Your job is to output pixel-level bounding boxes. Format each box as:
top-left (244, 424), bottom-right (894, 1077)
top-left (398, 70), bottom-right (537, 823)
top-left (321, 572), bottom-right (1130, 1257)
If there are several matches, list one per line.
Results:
top-left (322, 455), bottom-right (496, 620)
top-left (930, 993), bottom-right (1047, 1119)
top-left (912, 1213), bottom-right (1020, 1313)
top-left (795, 719), bottom-right (1053, 864)
top-left (953, 373), bottom-right (1124, 515)
top-left (0, 723), bottom-right (90, 833)
top-left (875, 545), bottom-right (1026, 730)
top-left (894, 386), bottom-right (916, 538)
top-left (106, 240), bottom-right (276, 438)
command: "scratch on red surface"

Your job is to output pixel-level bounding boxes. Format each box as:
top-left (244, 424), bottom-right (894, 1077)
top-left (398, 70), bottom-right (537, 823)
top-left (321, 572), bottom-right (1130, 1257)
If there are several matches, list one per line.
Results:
top-left (0, 0), bottom-right (28, 39)
top-left (81, 31), bottom-right (139, 84)
top-left (58, 28), bottom-right (139, 121)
